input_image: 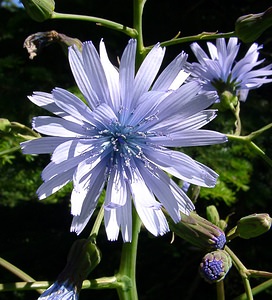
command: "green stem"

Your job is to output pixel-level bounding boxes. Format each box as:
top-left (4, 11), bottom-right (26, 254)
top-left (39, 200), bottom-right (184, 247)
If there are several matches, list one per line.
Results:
top-left (247, 269), bottom-right (272, 278)
top-left (89, 205), bottom-right (104, 241)
top-left (227, 134), bottom-right (272, 168)
top-left (0, 146), bottom-right (21, 156)
top-left (0, 277), bottom-right (123, 292)
top-left (216, 280), bottom-right (225, 300)
top-left (133, 0), bottom-right (146, 57)
top-left (116, 208), bottom-right (142, 300)
top-left (146, 31), bottom-right (236, 50)
top-left (229, 102), bottom-right (242, 135)
top-left (51, 12), bottom-right (137, 38)
top-left (11, 122), bottom-right (40, 138)
top-left (0, 257), bottom-right (43, 294)
top-left (224, 246), bottom-right (253, 300)
top-left (234, 278), bottom-right (272, 300)
top-left (247, 122), bottom-right (272, 140)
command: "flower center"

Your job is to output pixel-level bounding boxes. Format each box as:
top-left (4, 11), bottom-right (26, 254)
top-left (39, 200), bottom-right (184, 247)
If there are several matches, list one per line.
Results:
top-left (111, 133), bottom-right (127, 151)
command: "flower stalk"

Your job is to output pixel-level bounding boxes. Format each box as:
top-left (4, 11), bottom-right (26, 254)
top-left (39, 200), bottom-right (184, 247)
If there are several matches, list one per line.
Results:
top-left (51, 12), bottom-right (137, 38)
top-left (117, 208), bottom-right (142, 300)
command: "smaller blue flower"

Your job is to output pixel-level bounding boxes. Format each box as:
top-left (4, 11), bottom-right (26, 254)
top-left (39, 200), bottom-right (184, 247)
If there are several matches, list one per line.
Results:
top-left (38, 280), bottom-right (78, 300)
top-left (188, 37), bottom-right (272, 101)
top-left (199, 250), bottom-right (232, 283)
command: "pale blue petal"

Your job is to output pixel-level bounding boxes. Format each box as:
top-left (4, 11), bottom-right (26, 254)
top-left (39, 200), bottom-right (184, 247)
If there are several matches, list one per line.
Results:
top-left (50, 139), bottom-right (105, 164)
top-left (104, 166), bottom-right (128, 208)
top-left (191, 42), bottom-right (210, 63)
top-left (68, 45), bottom-right (100, 109)
top-left (150, 110), bottom-right (217, 133)
top-left (42, 155), bottom-right (88, 182)
top-left (20, 137), bottom-right (71, 154)
top-left (28, 92), bottom-right (60, 114)
top-left (132, 43), bottom-right (165, 107)
top-left (104, 208), bottom-right (120, 241)
top-left (118, 195), bottom-right (132, 242)
top-left (127, 162), bottom-right (161, 209)
top-left (143, 87), bottom-right (217, 132)
top-left (99, 40), bottom-right (120, 112)
top-left (119, 39), bottom-right (136, 114)
top-left (126, 90), bottom-right (167, 127)
top-left (70, 160), bottom-right (107, 234)
top-left (82, 41), bottom-right (111, 106)
top-left (152, 52), bottom-right (188, 91)
top-left (138, 162), bottom-right (193, 222)
top-left (92, 103), bottom-right (118, 128)
top-left (147, 130), bottom-right (227, 147)
top-left (52, 88), bottom-right (95, 125)
top-left (104, 196), bottom-right (132, 242)
top-left (133, 200), bottom-right (169, 237)
top-left (144, 147), bottom-right (218, 187)
top-left (37, 168), bottom-right (74, 199)
top-left (32, 116), bottom-right (88, 137)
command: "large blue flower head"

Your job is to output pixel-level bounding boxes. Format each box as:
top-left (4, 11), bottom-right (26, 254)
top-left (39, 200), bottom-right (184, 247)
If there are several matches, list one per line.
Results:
top-left (21, 39), bottom-right (227, 242)
top-left (188, 37), bottom-right (272, 101)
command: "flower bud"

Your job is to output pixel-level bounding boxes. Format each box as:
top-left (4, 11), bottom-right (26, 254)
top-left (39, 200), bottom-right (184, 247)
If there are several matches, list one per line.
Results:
top-left (199, 250), bottom-right (232, 283)
top-left (21, 0), bottom-right (55, 22)
top-left (168, 211), bottom-right (226, 251)
top-left (228, 213), bottom-right (272, 240)
top-left (38, 239), bottom-right (101, 299)
top-left (206, 205), bottom-right (220, 226)
top-left (0, 118), bottom-right (12, 132)
top-left (219, 90), bottom-right (238, 111)
top-left (59, 239), bottom-right (102, 286)
top-left (235, 7), bottom-right (272, 43)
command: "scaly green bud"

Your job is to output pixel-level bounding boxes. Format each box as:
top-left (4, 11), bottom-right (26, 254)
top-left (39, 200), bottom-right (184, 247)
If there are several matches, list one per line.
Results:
top-left (206, 205), bottom-right (220, 226)
top-left (168, 211), bottom-right (226, 251)
top-left (235, 7), bottom-right (272, 43)
top-left (219, 90), bottom-right (238, 111)
top-left (199, 249), bottom-right (232, 283)
top-left (21, 0), bottom-right (55, 22)
top-left (228, 213), bottom-right (272, 240)
top-left (58, 239), bottom-right (102, 290)
top-left (0, 118), bottom-right (12, 132)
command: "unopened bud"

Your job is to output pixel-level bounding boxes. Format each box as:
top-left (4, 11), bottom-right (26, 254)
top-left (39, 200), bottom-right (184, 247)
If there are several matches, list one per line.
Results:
top-left (228, 213), bottom-right (272, 240)
top-left (21, 0), bottom-right (55, 22)
top-left (235, 7), bottom-right (272, 43)
top-left (0, 118), bottom-right (12, 132)
top-left (38, 239), bottom-right (101, 299)
top-left (199, 249), bottom-right (232, 283)
top-left (206, 205), bottom-right (220, 226)
top-left (169, 211), bottom-right (226, 251)
top-left (59, 239), bottom-right (102, 287)
top-left (219, 90), bottom-right (238, 110)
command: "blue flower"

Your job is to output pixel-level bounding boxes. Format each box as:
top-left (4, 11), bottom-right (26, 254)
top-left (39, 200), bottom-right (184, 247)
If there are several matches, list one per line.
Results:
top-left (38, 280), bottom-right (78, 300)
top-left (21, 39), bottom-right (227, 242)
top-left (188, 37), bottom-right (272, 101)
